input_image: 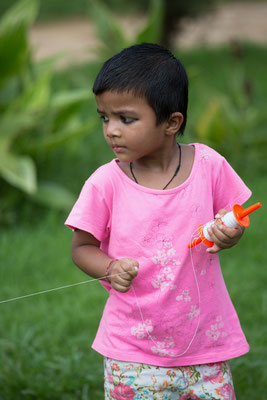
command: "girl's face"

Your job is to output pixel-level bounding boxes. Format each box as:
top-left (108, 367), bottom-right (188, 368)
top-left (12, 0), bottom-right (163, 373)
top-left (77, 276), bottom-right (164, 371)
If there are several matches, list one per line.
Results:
top-left (95, 90), bottom-right (170, 163)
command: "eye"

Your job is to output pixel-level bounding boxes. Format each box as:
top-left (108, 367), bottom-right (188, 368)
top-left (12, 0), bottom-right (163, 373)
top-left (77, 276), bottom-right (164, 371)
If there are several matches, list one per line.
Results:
top-left (99, 115), bottom-right (109, 123)
top-left (120, 116), bottom-right (136, 124)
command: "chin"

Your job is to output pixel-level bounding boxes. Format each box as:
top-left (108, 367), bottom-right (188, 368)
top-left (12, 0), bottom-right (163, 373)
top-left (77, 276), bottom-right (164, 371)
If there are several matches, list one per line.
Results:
top-left (117, 157), bottom-right (131, 164)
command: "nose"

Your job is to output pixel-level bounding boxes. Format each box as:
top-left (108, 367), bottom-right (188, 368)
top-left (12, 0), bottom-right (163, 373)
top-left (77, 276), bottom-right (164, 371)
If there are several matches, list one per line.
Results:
top-left (106, 120), bottom-right (121, 138)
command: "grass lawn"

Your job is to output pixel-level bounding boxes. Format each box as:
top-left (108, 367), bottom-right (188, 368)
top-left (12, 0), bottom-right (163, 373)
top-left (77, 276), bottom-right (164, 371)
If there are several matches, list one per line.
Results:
top-left (1, 44), bottom-right (267, 399)
top-left (0, 211), bottom-right (108, 399)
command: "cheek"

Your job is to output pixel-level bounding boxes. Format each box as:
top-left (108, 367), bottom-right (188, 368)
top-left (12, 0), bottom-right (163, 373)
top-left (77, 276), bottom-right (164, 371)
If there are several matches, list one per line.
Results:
top-left (102, 125), bottom-right (108, 137)
top-left (131, 121), bottom-right (151, 138)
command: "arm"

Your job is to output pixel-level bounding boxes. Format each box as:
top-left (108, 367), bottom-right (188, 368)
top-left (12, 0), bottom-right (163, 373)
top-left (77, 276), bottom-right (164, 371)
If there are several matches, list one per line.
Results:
top-left (71, 229), bottom-right (139, 292)
top-left (206, 209), bottom-right (244, 254)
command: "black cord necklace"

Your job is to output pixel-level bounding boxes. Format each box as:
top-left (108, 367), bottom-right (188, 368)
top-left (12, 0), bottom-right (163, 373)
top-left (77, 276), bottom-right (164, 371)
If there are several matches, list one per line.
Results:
top-left (129, 143), bottom-right (181, 190)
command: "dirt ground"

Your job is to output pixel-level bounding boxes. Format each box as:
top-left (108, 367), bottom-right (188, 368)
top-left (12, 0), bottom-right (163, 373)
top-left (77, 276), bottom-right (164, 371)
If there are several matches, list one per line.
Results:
top-left (30, 2), bottom-right (267, 68)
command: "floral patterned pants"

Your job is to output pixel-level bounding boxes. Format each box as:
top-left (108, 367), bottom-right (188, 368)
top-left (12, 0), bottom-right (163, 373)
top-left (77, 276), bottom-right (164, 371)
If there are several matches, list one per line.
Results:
top-left (104, 357), bottom-right (236, 400)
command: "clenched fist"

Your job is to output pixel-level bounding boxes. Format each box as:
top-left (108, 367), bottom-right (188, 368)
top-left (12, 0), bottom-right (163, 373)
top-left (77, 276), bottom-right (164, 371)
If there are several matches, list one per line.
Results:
top-left (107, 258), bottom-right (139, 292)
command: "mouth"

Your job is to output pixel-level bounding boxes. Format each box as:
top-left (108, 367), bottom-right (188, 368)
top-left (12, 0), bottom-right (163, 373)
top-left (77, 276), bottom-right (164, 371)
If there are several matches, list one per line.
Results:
top-left (111, 145), bottom-right (126, 153)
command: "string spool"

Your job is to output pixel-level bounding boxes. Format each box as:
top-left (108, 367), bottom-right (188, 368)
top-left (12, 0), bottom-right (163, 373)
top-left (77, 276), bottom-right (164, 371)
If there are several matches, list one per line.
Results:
top-left (187, 202), bottom-right (262, 249)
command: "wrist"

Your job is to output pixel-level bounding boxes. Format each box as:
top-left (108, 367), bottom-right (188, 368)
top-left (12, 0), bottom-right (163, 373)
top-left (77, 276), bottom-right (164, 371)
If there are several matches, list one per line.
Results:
top-left (104, 259), bottom-right (118, 282)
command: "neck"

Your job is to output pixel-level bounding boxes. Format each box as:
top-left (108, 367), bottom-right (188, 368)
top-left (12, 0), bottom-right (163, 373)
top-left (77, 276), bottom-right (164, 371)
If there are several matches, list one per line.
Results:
top-left (133, 141), bottom-right (179, 173)
top-left (129, 142), bottom-right (181, 190)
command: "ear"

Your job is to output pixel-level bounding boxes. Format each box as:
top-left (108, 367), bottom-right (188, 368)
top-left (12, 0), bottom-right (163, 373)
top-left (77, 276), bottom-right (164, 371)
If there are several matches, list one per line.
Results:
top-left (165, 112), bottom-right (184, 136)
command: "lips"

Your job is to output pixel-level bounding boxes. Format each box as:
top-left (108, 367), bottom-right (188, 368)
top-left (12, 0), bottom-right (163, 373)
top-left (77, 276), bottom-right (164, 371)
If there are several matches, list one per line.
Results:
top-left (112, 145), bottom-right (126, 153)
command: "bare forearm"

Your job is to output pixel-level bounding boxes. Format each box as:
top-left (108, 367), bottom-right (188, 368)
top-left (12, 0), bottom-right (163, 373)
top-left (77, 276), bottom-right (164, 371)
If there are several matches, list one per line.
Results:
top-left (71, 244), bottom-right (111, 279)
top-left (70, 229), bottom-right (139, 292)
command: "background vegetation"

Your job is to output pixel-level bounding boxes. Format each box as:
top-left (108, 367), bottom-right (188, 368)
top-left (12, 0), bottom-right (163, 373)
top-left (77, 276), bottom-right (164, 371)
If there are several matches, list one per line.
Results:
top-left (0, 0), bottom-right (222, 20)
top-left (0, 0), bottom-right (266, 399)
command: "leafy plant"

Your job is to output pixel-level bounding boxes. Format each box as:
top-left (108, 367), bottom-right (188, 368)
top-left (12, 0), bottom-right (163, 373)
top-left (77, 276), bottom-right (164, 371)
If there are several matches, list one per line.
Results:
top-left (87, 0), bottom-right (164, 60)
top-left (0, 0), bottom-right (96, 221)
top-left (193, 67), bottom-right (267, 174)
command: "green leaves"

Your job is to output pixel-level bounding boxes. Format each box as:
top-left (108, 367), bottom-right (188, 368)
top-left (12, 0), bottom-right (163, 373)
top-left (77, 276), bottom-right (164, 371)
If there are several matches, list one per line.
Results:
top-left (0, 0), bottom-right (38, 88)
top-left (88, 0), bottom-right (128, 58)
top-left (32, 182), bottom-right (76, 211)
top-left (0, 153), bottom-right (37, 194)
top-left (0, 0), bottom-right (38, 31)
top-left (0, 0), bottom-right (95, 218)
top-left (88, 0), bottom-right (164, 59)
top-left (194, 81), bottom-right (267, 174)
top-left (136, 0), bottom-right (164, 44)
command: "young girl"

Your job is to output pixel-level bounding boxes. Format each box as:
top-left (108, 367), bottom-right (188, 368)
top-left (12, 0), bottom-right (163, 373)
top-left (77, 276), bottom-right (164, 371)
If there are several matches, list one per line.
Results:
top-left (65, 43), bottom-right (251, 399)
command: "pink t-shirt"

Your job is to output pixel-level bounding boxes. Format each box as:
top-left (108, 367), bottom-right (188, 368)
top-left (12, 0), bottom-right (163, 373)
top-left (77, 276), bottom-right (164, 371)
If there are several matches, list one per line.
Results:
top-left (65, 143), bottom-right (251, 367)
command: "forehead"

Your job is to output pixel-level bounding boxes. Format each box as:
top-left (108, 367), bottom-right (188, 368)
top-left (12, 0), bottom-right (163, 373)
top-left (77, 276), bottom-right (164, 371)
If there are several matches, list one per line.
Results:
top-left (95, 90), bottom-right (153, 113)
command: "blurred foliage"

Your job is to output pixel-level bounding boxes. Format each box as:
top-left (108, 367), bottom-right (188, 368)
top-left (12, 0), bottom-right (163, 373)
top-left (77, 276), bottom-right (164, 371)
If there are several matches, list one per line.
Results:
top-left (1, 0), bottom-right (265, 20)
top-left (193, 70), bottom-right (266, 173)
top-left (184, 42), bottom-right (267, 176)
top-left (0, 0), bottom-right (169, 226)
top-left (87, 0), bottom-right (163, 59)
top-left (160, 0), bottom-right (218, 47)
top-left (0, 0), bottom-right (96, 224)
top-left (87, 0), bottom-right (218, 49)
top-left (0, 0), bottom-right (264, 48)
top-left (0, 0), bottom-right (229, 47)
top-left (0, 0), bottom-right (266, 227)
top-left (0, 0), bottom-right (141, 19)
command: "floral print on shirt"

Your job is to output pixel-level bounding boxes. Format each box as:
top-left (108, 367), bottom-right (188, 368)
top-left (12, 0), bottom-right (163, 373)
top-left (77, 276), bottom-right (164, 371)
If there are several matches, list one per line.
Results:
top-left (206, 316), bottom-right (228, 341)
top-left (151, 240), bottom-right (181, 292)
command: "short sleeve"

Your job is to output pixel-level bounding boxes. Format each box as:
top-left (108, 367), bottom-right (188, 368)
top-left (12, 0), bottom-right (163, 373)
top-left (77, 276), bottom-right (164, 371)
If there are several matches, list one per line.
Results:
top-left (65, 180), bottom-right (110, 242)
top-left (213, 157), bottom-right (252, 214)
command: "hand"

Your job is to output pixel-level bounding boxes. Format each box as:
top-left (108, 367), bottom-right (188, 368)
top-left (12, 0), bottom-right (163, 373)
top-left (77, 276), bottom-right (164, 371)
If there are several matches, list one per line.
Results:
top-left (206, 209), bottom-right (244, 254)
top-left (108, 258), bottom-right (139, 293)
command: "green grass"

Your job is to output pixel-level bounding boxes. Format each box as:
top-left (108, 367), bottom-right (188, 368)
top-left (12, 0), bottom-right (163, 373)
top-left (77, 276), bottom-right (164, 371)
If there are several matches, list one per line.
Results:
top-left (0, 211), bottom-right (108, 399)
top-left (220, 174), bottom-right (267, 399)
top-left (1, 44), bottom-right (267, 398)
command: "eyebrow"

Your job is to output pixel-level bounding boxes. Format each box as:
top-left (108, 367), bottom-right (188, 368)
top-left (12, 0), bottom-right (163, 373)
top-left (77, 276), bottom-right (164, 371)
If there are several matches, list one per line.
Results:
top-left (96, 108), bottom-right (138, 116)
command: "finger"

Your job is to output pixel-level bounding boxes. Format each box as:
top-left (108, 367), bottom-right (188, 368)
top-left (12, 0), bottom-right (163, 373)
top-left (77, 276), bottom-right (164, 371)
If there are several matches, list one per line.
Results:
top-left (112, 274), bottom-right (134, 287)
top-left (215, 209), bottom-right (228, 218)
top-left (109, 260), bottom-right (136, 277)
top-left (207, 226), bottom-right (241, 253)
top-left (215, 227), bottom-right (242, 248)
top-left (112, 282), bottom-right (132, 293)
top-left (121, 259), bottom-right (139, 277)
top-left (126, 266), bottom-right (139, 279)
top-left (110, 265), bottom-right (138, 286)
top-left (122, 258), bottom-right (139, 269)
top-left (211, 219), bottom-right (241, 240)
top-left (208, 224), bottom-right (233, 246)
top-left (206, 243), bottom-right (221, 254)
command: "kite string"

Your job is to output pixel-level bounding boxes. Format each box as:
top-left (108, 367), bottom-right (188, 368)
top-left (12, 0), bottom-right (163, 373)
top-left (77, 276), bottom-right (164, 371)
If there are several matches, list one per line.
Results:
top-left (0, 225), bottom-right (203, 306)
top-left (0, 271), bottom-right (129, 305)
top-left (131, 226), bottom-right (202, 357)
top-left (1, 227), bottom-right (204, 358)
top-left (1, 229), bottom-right (203, 358)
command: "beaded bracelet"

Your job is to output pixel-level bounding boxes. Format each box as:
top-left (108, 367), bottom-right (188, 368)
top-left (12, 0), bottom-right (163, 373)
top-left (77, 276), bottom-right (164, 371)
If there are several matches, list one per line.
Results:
top-left (104, 259), bottom-right (118, 282)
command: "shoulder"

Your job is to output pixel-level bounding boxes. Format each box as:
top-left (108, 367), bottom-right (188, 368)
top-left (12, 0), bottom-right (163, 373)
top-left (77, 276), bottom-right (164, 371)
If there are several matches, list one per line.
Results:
top-left (87, 159), bottom-right (117, 186)
top-left (76, 159), bottom-right (118, 202)
top-left (193, 143), bottom-right (231, 187)
top-left (194, 143), bottom-right (224, 164)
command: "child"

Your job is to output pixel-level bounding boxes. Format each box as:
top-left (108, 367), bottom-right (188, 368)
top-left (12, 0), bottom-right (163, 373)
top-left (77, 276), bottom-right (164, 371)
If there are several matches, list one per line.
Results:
top-left (65, 43), bottom-right (251, 399)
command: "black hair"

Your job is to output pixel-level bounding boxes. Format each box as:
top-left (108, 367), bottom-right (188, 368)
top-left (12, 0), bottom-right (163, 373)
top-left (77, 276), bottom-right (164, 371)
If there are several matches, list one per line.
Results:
top-left (93, 43), bottom-right (188, 134)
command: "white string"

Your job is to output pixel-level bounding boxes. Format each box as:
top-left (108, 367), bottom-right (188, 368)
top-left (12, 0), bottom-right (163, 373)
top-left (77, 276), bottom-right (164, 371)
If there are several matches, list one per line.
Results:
top-left (0, 272), bottom-right (129, 305)
top-left (131, 284), bottom-right (157, 346)
top-left (1, 229), bottom-right (203, 357)
top-left (131, 226), bottom-right (202, 357)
